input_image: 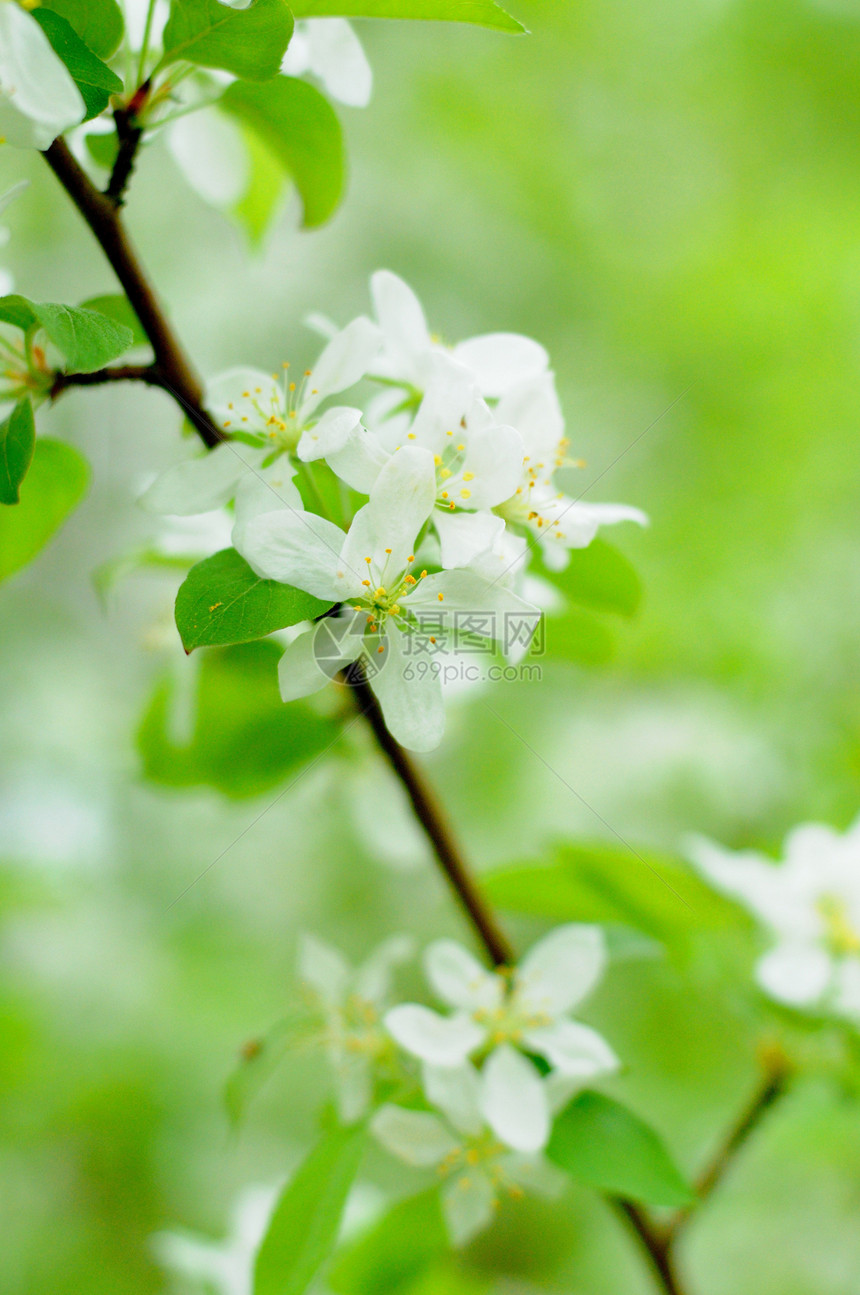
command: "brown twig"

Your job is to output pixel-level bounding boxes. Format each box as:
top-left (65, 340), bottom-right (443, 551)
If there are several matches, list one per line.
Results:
top-left (106, 82), bottom-right (149, 206)
top-left (41, 137), bottom-right (223, 448)
top-left (615, 1200), bottom-right (685, 1295)
top-left (347, 672), bottom-right (514, 967)
top-left (50, 363), bottom-right (159, 396)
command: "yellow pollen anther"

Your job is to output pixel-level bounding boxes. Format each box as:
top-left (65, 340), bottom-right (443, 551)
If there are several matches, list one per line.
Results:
top-left (304, 369), bottom-right (311, 376)
top-left (289, 382), bottom-right (296, 392)
top-left (460, 489), bottom-right (471, 499)
top-left (374, 587), bottom-right (386, 598)
top-left (405, 574), bottom-right (416, 585)
top-left (441, 491), bottom-right (449, 499)
top-left (384, 548), bottom-right (392, 554)
top-left (407, 433), bottom-right (416, 440)
top-left (440, 469), bottom-right (451, 481)
top-left (420, 570), bottom-right (428, 578)
top-left (362, 579), bottom-right (371, 587)
top-left (227, 402), bottom-right (234, 410)
top-left (437, 592), bottom-right (444, 602)
top-left (456, 443), bottom-right (465, 451)
top-left (242, 390), bottom-right (250, 398)
top-left (407, 555), bottom-right (414, 563)
top-left (223, 420), bottom-right (231, 428)
top-left (255, 387), bottom-right (261, 393)
top-left (271, 373), bottom-right (278, 381)
top-left (446, 429), bottom-right (453, 436)
top-left (462, 471), bottom-right (475, 481)
top-left (434, 455), bottom-right (442, 466)
top-left (377, 644), bottom-right (385, 653)
top-left (430, 635), bottom-right (436, 644)
top-left (365, 557), bottom-right (372, 564)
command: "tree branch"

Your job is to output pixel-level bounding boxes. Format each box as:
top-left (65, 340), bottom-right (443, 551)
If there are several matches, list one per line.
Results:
top-left (347, 672), bottom-right (514, 967)
top-left (615, 1200), bottom-right (685, 1295)
top-left (41, 137), bottom-right (223, 448)
top-left (106, 103), bottom-right (145, 207)
top-left (51, 363), bottom-right (159, 396)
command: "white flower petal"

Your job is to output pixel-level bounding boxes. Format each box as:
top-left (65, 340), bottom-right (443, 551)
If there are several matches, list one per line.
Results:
top-left (571, 501), bottom-right (649, 530)
top-left (334, 1051), bottom-right (373, 1124)
top-left (299, 932), bottom-right (351, 1003)
top-left (479, 1044), bottom-right (550, 1153)
top-left (833, 958), bottom-right (860, 1019)
top-left (139, 442), bottom-right (245, 515)
top-left (454, 423), bottom-right (525, 510)
top-left (517, 924), bottom-right (607, 1017)
top-left (299, 405), bottom-right (388, 493)
top-left (523, 1019), bottom-right (618, 1079)
top-left (441, 1170), bottom-right (496, 1247)
top-left (300, 316), bottom-right (381, 419)
top-left (354, 934), bottom-right (414, 1003)
top-left (370, 1104), bottom-right (458, 1167)
top-left (236, 507), bottom-right (348, 599)
top-left (407, 569), bottom-right (541, 652)
top-left (495, 372), bottom-right (565, 460)
top-left (424, 939), bottom-right (504, 1012)
top-left (422, 1062), bottom-right (485, 1137)
top-left (756, 941), bottom-right (834, 1008)
top-left (277, 628), bottom-right (339, 703)
top-left (369, 626), bottom-right (445, 753)
top-left (232, 459), bottom-right (303, 550)
top-left (0, 5), bottom-right (85, 150)
top-left (433, 510), bottom-right (506, 570)
top-left (384, 1004), bottom-right (485, 1065)
top-left (452, 333), bottom-right (548, 398)
top-left (371, 270), bottom-right (432, 377)
top-left (500, 1153), bottom-right (568, 1199)
top-left (206, 366), bottom-right (279, 430)
top-left (686, 836), bottom-right (816, 940)
top-left (341, 446), bottom-right (436, 579)
top-left (305, 18), bottom-right (372, 108)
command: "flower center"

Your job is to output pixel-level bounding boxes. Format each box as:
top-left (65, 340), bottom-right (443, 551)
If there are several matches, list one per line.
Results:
top-left (219, 362), bottom-right (319, 451)
top-left (817, 895), bottom-right (860, 957)
top-left (472, 981), bottom-right (554, 1046)
top-left (350, 552), bottom-right (430, 643)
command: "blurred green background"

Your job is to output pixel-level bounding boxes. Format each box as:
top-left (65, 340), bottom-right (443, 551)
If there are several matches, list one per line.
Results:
top-left (2, 0), bottom-right (860, 1291)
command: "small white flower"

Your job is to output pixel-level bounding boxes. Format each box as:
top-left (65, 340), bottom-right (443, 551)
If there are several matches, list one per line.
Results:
top-left (300, 932), bottom-right (414, 1122)
top-left (152, 1183), bottom-right (277, 1295)
top-left (139, 317), bottom-right (381, 522)
top-left (369, 269), bottom-right (549, 399)
top-left (371, 1057), bottom-right (567, 1245)
top-left (0, 3), bottom-right (85, 150)
top-left (688, 819), bottom-right (860, 1019)
top-left (235, 447), bottom-right (541, 751)
top-left (385, 926), bottom-right (618, 1145)
top-left (300, 352), bottom-right (527, 568)
top-left (492, 374), bottom-right (648, 568)
top-left (281, 19), bottom-right (372, 108)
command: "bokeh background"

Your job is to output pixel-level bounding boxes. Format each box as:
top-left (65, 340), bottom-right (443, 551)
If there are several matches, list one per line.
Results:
top-left (2, 0), bottom-right (860, 1291)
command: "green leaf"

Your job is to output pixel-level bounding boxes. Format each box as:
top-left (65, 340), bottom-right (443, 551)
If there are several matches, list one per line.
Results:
top-left (31, 9), bottom-right (123, 121)
top-left (79, 294), bottom-right (149, 349)
top-left (0, 295), bottom-right (134, 371)
top-left (161, 0), bottom-right (294, 81)
top-left (175, 547), bottom-right (333, 652)
top-left (0, 439), bottom-right (89, 584)
top-left (547, 1091), bottom-right (694, 1208)
top-left (224, 1010), bottom-right (313, 1129)
top-left (35, 301), bottom-right (133, 372)
top-left (0, 400), bottom-right (36, 506)
top-left (84, 130), bottom-right (120, 171)
top-left (230, 118), bottom-right (286, 246)
top-left (288, 0), bottom-right (525, 32)
top-left (483, 840), bottom-right (749, 949)
top-left (544, 539), bottom-right (642, 618)
top-left (0, 295), bottom-right (39, 332)
top-left (222, 77), bottom-right (344, 229)
top-left (254, 1124), bottom-right (367, 1295)
top-left (329, 1189), bottom-right (448, 1295)
top-left (137, 640), bottom-right (342, 799)
top-left (41, 0), bottom-right (125, 59)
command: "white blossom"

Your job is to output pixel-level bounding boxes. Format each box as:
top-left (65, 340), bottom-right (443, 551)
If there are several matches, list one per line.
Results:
top-left (371, 1057), bottom-right (567, 1245)
top-left (152, 1183), bottom-right (277, 1295)
top-left (492, 373), bottom-right (648, 569)
top-left (368, 269), bottom-right (549, 399)
top-left (139, 317), bottom-right (381, 526)
top-left (688, 818), bottom-right (860, 1019)
top-left (235, 447), bottom-right (541, 751)
top-left (0, 2), bottom-right (85, 150)
top-left (385, 926), bottom-right (618, 1147)
top-left (281, 19), bottom-right (372, 108)
top-left (299, 931), bottom-right (413, 1122)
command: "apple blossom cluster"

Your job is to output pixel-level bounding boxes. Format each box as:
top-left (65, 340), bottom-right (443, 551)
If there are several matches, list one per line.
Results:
top-left (143, 271), bottom-right (646, 751)
top-left (689, 817), bottom-right (860, 1020)
top-left (298, 924), bottom-right (617, 1246)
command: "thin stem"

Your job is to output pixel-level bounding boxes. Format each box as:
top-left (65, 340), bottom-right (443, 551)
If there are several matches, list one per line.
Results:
top-left (136, 0), bottom-right (158, 86)
top-left (615, 1201), bottom-right (685, 1295)
top-left (51, 364), bottom-right (159, 395)
top-left (41, 138), bottom-right (223, 448)
top-left (347, 672), bottom-right (514, 967)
